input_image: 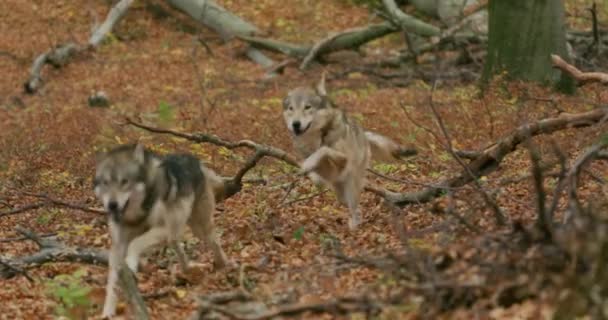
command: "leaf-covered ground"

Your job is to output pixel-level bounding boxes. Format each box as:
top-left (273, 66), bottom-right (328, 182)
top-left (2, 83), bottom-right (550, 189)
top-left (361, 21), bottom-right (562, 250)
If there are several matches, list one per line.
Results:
top-left (1, 0), bottom-right (607, 319)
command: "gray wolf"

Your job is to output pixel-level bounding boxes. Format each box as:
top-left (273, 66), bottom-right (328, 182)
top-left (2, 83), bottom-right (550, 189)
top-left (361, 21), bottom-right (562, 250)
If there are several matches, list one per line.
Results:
top-left (94, 143), bottom-right (230, 318)
top-left (283, 74), bottom-right (415, 230)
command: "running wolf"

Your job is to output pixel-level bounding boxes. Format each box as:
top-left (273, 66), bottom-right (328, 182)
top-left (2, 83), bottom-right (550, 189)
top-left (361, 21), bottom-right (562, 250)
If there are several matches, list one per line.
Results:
top-left (283, 75), bottom-right (415, 230)
top-left (93, 144), bottom-right (230, 318)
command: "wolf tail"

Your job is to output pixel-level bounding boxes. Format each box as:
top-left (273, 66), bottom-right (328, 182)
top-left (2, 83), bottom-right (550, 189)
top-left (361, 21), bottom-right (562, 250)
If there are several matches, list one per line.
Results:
top-left (200, 162), bottom-right (229, 202)
top-left (365, 131), bottom-right (417, 163)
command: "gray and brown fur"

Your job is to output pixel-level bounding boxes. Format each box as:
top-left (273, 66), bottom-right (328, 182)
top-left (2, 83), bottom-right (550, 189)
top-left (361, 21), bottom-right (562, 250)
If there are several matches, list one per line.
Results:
top-left (94, 144), bottom-right (229, 318)
top-left (283, 74), bottom-right (414, 230)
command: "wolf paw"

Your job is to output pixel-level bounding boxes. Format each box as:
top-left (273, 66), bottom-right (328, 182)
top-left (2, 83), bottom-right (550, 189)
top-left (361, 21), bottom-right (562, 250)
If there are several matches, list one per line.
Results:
top-left (125, 256), bottom-right (139, 273)
top-left (101, 308), bottom-right (116, 319)
top-left (348, 216), bottom-right (361, 230)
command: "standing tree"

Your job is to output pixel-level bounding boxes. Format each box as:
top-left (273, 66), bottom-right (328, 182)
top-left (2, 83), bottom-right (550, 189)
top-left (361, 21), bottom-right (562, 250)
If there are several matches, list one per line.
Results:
top-left (482, 0), bottom-right (575, 92)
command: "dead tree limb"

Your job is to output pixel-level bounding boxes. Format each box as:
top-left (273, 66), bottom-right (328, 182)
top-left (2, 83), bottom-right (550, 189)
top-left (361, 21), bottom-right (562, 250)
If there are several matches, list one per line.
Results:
top-left (191, 295), bottom-right (380, 320)
top-left (166, 0), bottom-right (276, 71)
top-left (0, 227), bottom-right (107, 279)
top-left (24, 0), bottom-right (135, 93)
top-left (382, 0), bottom-right (440, 37)
top-left (564, 140), bottom-right (608, 223)
top-left (427, 81), bottom-right (506, 225)
top-left (0, 192), bottom-right (104, 218)
top-left (241, 22), bottom-right (399, 64)
top-left (381, 107), bottom-right (608, 207)
top-left (0, 258), bottom-right (35, 282)
top-left (126, 117), bottom-right (297, 201)
top-left (127, 107), bottom-right (608, 209)
top-left (118, 265), bottom-right (150, 320)
top-left (551, 54), bottom-right (608, 85)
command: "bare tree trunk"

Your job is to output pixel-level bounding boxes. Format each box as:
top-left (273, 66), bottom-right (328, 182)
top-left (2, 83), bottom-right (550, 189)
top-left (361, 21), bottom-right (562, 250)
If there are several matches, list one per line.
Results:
top-left (482, 0), bottom-right (575, 93)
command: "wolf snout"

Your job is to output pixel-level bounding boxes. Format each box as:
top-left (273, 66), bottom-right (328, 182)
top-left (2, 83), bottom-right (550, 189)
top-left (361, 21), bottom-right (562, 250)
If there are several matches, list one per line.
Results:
top-left (107, 201), bottom-right (119, 213)
top-left (292, 121), bottom-right (301, 131)
top-left (292, 121), bottom-right (307, 135)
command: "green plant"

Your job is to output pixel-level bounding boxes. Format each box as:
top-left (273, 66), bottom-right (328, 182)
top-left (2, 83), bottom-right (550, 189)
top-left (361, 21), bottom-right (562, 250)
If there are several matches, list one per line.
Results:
top-left (45, 268), bottom-right (92, 319)
top-left (293, 226), bottom-right (305, 241)
top-left (157, 101), bottom-right (174, 123)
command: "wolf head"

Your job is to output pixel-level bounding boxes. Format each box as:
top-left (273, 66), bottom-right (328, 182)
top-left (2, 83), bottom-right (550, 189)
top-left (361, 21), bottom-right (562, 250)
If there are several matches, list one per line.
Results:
top-left (283, 73), bottom-right (334, 136)
top-left (93, 144), bottom-right (150, 222)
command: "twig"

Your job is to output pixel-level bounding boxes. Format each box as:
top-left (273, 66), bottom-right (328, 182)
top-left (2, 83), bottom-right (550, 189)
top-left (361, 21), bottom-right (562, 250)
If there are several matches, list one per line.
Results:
top-left (0, 202), bottom-right (45, 218)
top-left (0, 232), bottom-right (57, 243)
top-left (427, 81), bottom-right (506, 225)
top-left (586, 2), bottom-right (601, 55)
top-left (0, 258), bottom-right (35, 283)
top-left (126, 117), bottom-right (298, 167)
top-left (0, 192), bottom-right (104, 217)
top-left (564, 140), bottom-right (608, 223)
top-left (280, 190), bottom-right (329, 207)
top-left (524, 139), bottom-right (552, 240)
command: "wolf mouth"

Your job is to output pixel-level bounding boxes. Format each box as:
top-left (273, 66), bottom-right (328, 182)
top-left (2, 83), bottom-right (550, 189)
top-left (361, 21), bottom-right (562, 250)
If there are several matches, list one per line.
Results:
top-left (294, 122), bottom-right (311, 136)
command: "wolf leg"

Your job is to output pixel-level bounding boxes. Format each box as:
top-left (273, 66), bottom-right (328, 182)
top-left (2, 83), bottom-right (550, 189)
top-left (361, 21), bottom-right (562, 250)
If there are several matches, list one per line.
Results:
top-left (189, 187), bottom-right (230, 269)
top-left (300, 146), bottom-right (347, 180)
top-left (172, 241), bottom-right (189, 273)
top-left (125, 227), bottom-right (169, 273)
top-left (102, 226), bottom-right (128, 318)
top-left (341, 177), bottom-right (364, 230)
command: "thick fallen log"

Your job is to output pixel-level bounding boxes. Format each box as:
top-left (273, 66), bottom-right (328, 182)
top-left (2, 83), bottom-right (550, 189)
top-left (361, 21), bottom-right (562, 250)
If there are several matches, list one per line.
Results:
top-left (166, 0), bottom-right (276, 73)
top-left (551, 54), bottom-right (608, 84)
top-left (382, 0), bottom-right (440, 37)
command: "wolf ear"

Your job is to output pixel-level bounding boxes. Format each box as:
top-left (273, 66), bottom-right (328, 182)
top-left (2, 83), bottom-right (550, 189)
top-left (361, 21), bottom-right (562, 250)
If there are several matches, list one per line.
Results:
top-left (94, 150), bottom-right (106, 163)
top-left (134, 143), bottom-right (145, 163)
top-left (315, 71), bottom-right (327, 97)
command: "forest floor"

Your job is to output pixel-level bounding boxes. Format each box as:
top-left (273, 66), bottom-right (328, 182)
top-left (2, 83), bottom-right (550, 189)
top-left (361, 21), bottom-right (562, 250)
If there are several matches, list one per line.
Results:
top-left (1, 0), bottom-right (607, 319)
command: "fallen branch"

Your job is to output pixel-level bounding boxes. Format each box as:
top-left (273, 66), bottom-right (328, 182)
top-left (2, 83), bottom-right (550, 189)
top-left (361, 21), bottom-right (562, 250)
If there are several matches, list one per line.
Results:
top-left (0, 227), bottom-right (107, 279)
top-left (564, 140), bottom-right (608, 223)
top-left (128, 107), bottom-right (607, 210)
top-left (241, 22), bottom-right (399, 64)
top-left (192, 294), bottom-right (380, 320)
top-left (381, 107), bottom-right (608, 207)
top-left (24, 0), bottom-right (135, 93)
top-left (0, 202), bottom-right (45, 218)
top-left (551, 54), bottom-right (608, 85)
top-left (118, 264), bottom-right (150, 320)
top-left (0, 257), bottom-right (34, 282)
top-left (427, 80), bottom-right (506, 225)
top-left (166, 0), bottom-right (277, 72)
top-left (0, 192), bottom-right (104, 218)
top-left (0, 232), bottom-right (57, 243)
top-left (382, 0), bottom-right (440, 37)
top-left (126, 117), bottom-right (297, 201)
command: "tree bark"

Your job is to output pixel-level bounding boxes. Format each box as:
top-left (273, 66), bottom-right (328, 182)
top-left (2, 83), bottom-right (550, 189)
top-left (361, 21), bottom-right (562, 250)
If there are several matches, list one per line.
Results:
top-left (482, 0), bottom-right (575, 93)
top-left (166, 0), bottom-right (258, 40)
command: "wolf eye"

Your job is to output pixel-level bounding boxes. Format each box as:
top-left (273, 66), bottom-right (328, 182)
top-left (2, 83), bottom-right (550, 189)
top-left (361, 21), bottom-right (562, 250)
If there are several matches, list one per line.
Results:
top-left (120, 178), bottom-right (129, 187)
top-left (288, 106), bottom-right (294, 111)
top-left (304, 105), bottom-right (312, 110)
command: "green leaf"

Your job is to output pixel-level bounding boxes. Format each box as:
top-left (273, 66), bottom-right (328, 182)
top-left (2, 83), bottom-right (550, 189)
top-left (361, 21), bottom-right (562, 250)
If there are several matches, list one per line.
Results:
top-left (293, 226), bottom-right (304, 241)
top-left (157, 101), bottom-right (174, 123)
